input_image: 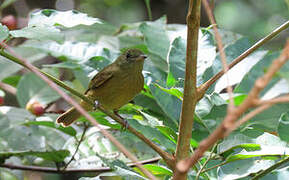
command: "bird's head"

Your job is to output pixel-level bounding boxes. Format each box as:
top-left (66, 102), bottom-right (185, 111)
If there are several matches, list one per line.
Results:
top-left (116, 49), bottom-right (147, 71)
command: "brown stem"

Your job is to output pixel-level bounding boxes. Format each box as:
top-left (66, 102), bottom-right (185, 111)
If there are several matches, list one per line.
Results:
top-left (0, 82), bottom-right (16, 95)
top-left (173, 0), bottom-right (201, 179)
top-left (0, 157), bottom-right (161, 174)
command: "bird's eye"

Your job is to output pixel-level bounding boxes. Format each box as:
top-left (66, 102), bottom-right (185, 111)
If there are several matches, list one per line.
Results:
top-left (126, 53), bottom-right (132, 59)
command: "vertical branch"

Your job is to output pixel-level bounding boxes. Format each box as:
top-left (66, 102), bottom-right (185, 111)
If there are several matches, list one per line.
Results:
top-left (175, 0), bottom-right (201, 167)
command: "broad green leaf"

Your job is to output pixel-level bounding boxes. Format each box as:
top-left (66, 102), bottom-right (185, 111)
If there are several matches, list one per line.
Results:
top-left (202, 37), bottom-right (254, 93)
top-left (0, 106), bottom-right (66, 151)
top-left (154, 84), bottom-right (183, 100)
top-left (1, 75), bottom-right (21, 87)
top-left (23, 121), bottom-right (76, 137)
top-left (278, 112), bottom-right (289, 142)
top-left (128, 119), bottom-right (176, 152)
top-left (149, 84), bottom-right (181, 125)
top-left (16, 73), bottom-right (60, 107)
top-left (0, 24), bottom-right (9, 41)
top-left (10, 26), bottom-right (64, 43)
top-left (0, 0), bottom-right (16, 9)
top-left (141, 164), bottom-right (172, 176)
top-left (139, 17), bottom-right (170, 61)
top-left (28, 9), bottom-right (102, 28)
top-left (0, 150), bottom-right (70, 163)
top-left (22, 40), bottom-right (118, 62)
top-left (0, 46), bottom-right (46, 81)
top-left (168, 30), bottom-right (216, 86)
top-left (234, 51), bottom-right (280, 96)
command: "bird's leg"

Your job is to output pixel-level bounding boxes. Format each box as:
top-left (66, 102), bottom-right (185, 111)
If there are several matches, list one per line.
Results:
top-left (113, 110), bottom-right (129, 130)
top-left (93, 100), bottom-right (100, 110)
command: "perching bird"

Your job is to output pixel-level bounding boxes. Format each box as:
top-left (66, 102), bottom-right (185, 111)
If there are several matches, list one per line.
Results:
top-left (57, 49), bottom-right (146, 126)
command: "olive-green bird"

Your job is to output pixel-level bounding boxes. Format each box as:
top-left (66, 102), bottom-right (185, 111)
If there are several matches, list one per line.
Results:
top-left (57, 49), bottom-right (147, 126)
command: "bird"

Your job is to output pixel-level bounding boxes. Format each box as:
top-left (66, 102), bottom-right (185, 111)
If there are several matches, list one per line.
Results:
top-left (56, 49), bottom-right (147, 126)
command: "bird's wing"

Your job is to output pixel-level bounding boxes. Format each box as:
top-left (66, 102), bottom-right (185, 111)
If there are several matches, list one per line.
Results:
top-left (85, 67), bottom-right (113, 94)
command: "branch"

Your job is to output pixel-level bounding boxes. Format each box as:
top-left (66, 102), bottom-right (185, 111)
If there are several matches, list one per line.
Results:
top-left (198, 20), bottom-right (289, 100)
top-left (0, 157), bottom-right (161, 174)
top-left (202, 0), bottom-right (234, 109)
top-left (63, 123), bottom-right (89, 170)
top-left (0, 43), bottom-right (174, 170)
top-left (173, 0), bottom-right (201, 179)
top-left (176, 40), bottom-right (289, 174)
top-left (0, 82), bottom-right (16, 95)
top-left (0, 44), bottom-right (156, 180)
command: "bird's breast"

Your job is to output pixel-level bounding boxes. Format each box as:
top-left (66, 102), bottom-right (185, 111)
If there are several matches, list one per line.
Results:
top-left (86, 71), bottom-right (144, 110)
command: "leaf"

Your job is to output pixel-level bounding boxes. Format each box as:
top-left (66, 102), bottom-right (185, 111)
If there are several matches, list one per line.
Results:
top-left (10, 26), bottom-right (64, 43)
top-left (0, 106), bottom-right (66, 152)
top-left (0, 46), bottom-right (46, 81)
top-left (16, 73), bottom-right (61, 108)
top-left (278, 112), bottom-right (289, 142)
top-left (149, 84), bottom-right (181, 125)
top-left (0, 150), bottom-right (70, 163)
top-left (138, 164), bottom-right (172, 177)
top-left (139, 17), bottom-right (170, 60)
top-left (168, 31), bottom-right (216, 86)
top-left (127, 119), bottom-right (176, 152)
top-left (28, 9), bottom-right (102, 28)
top-left (234, 51), bottom-right (280, 96)
top-left (23, 121), bottom-right (76, 137)
top-left (0, 24), bottom-right (9, 41)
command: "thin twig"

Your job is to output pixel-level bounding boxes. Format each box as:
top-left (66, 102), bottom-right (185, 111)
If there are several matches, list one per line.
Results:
top-left (198, 20), bottom-right (289, 100)
top-left (63, 123), bottom-right (89, 170)
top-left (202, 0), bottom-right (234, 110)
top-left (195, 143), bottom-right (217, 180)
top-left (0, 44), bottom-right (157, 180)
top-left (176, 40), bottom-right (289, 174)
top-left (0, 157), bottom-right (161, 174)
top-left (0, 43), bottom-right (174, 170)
top-left (251, 156), bottom-right (289, 180)
top-left (201, 161), bottom-right (228, 173)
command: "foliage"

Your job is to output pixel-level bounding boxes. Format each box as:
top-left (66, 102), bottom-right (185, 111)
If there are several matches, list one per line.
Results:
top-left (0, 9), bottom-right (288, 180)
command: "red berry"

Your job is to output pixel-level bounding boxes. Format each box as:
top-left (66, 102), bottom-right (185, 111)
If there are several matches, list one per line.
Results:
top-left (0, 97), bottom-right (4, 105)
top-left (26, 101), bottom-right (45, 116)
top-left (1, 15), bottom-right (17, 30)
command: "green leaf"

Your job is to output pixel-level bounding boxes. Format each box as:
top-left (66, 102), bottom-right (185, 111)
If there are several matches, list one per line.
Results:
top-left (154, 84), bottom-right (183, 100)
top-left (10, 26), bottom-right (64, 43)
top-left (23, 121), bottom-right (76, 137)
top-left (0, 24), bottom-right (9, 41)
top-left (234, 51), bottom-right (280, 96)
top-left (0, 46), bottom-right (46, 81)
top-left (28, 9), bottom-right (102, 28)
top-left (127, 119), bottom-right (176, 152)
top-left (16, 73), bottom-right (61, 107)
top-left (149, 84), bottom-right (181, 125)
top-left (1, 75), bottom-right (21, 87)
top-left (139, 17), bottom-right (170, 60)
top-left (0, 150), bottom-right (70, 163)
top-left (143, 164), bottom-right (172, 176)
top-left (278, 112), bottom-right (289, 142)
top-left (0, 106), bottom-right (66, 152)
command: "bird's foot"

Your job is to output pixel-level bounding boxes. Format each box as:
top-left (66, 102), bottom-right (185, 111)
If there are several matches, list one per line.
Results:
top-left (93, 100), bottom-right (100, 111)
top-left (113, 110), bottom-right (129, 130)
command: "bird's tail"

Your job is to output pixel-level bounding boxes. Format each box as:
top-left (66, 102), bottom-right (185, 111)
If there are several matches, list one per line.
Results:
top-left (56, 107), bottom-right (81, 126)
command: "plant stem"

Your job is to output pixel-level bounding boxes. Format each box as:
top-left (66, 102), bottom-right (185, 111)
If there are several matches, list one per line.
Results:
top-left (173, 0), bottom-right (201, 179)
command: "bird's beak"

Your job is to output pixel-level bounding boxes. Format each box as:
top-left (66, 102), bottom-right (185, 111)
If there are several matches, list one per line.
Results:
top-left (140, 55), bottom-right (147, 60)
